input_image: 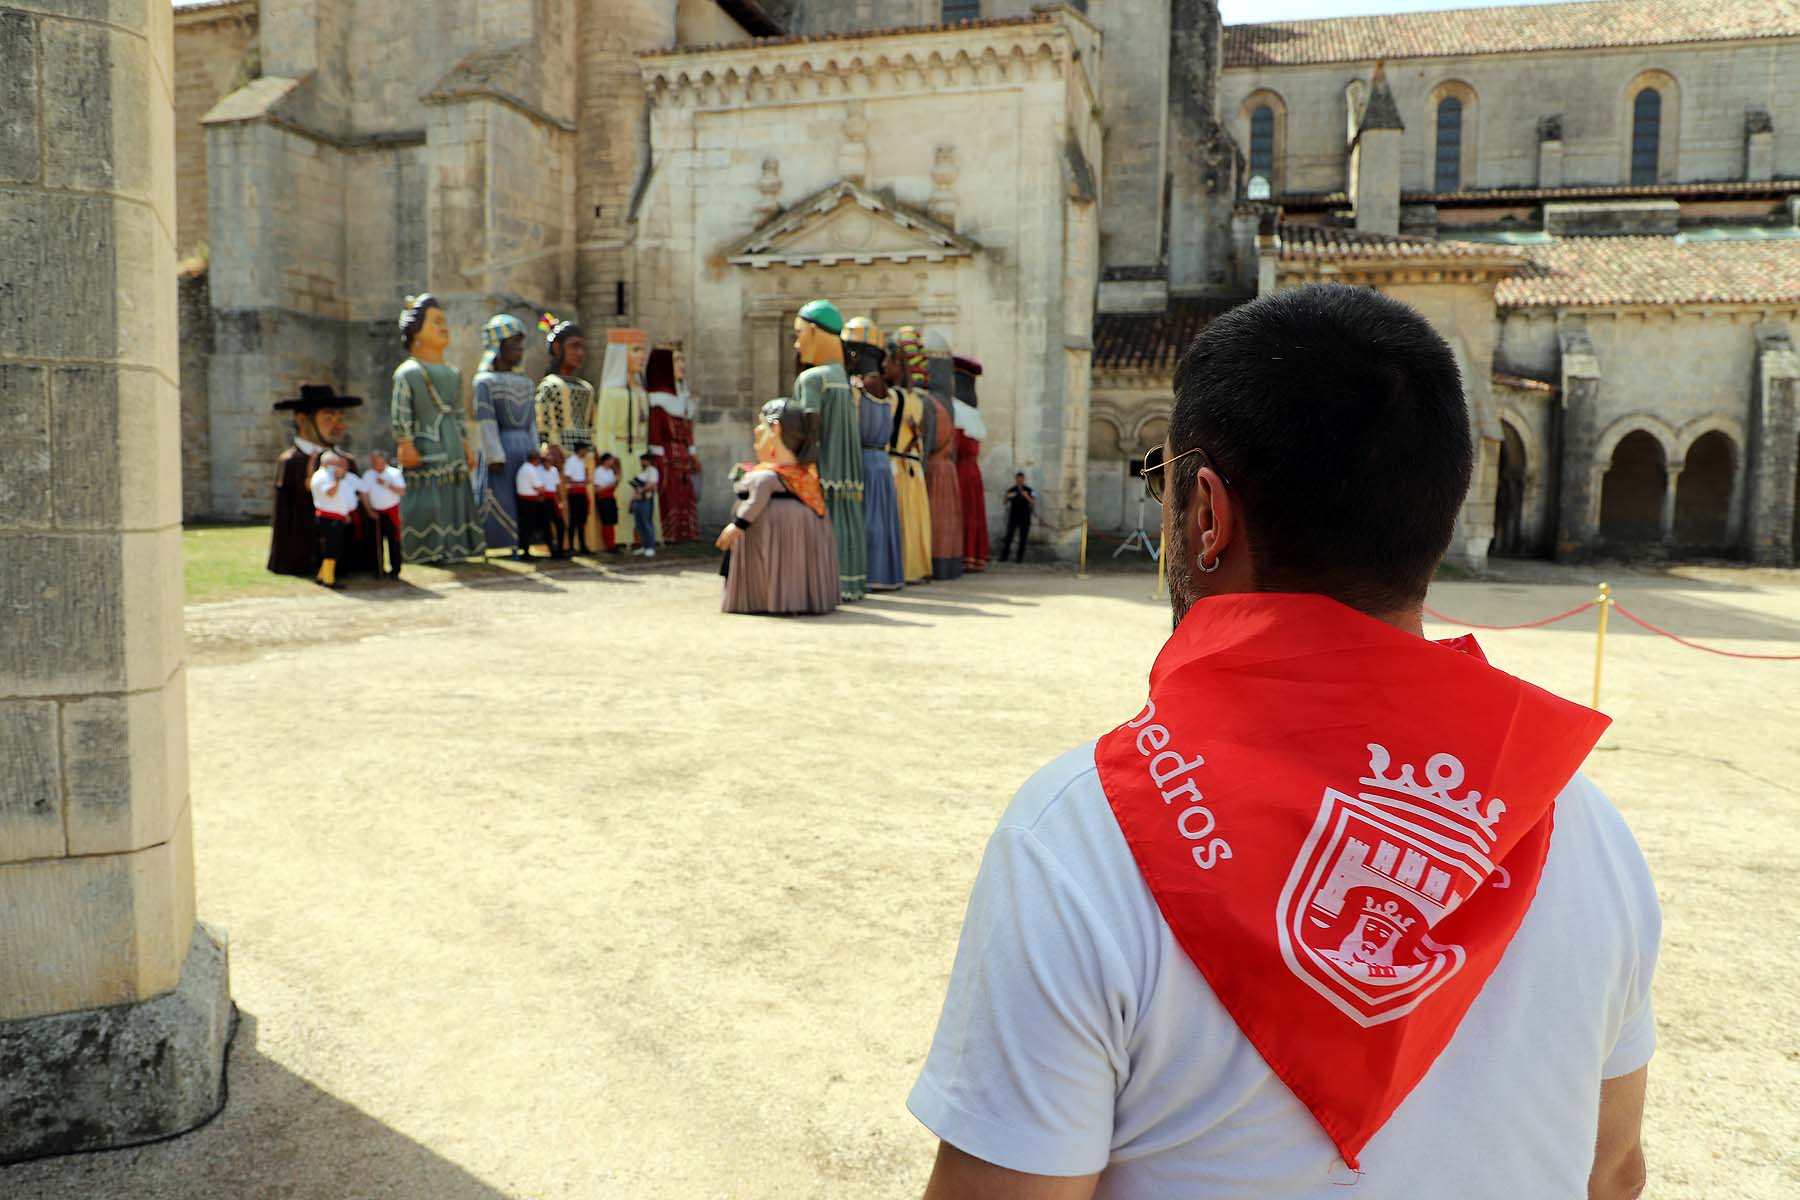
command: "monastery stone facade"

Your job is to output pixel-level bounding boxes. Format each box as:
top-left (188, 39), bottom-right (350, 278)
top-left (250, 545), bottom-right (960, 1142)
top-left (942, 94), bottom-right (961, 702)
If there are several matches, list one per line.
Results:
top-left (172, 0), bottom-right (1800, 567)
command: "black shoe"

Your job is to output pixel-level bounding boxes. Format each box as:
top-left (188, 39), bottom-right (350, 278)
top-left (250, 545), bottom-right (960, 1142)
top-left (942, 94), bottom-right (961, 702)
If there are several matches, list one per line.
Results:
top-left (328, 582), bottom-right (346, 590)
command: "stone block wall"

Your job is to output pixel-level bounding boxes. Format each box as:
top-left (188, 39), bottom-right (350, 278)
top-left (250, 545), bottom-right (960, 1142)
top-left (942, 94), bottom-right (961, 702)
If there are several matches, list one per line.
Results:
top-left (579, 0), bottom-right (677, 332)
top-left (173, 1), bottom-right (257, 261)
top-left (1222, 40), bottom-right (1800, 196)
top-left (0, 0), bottom-right (202, 1021)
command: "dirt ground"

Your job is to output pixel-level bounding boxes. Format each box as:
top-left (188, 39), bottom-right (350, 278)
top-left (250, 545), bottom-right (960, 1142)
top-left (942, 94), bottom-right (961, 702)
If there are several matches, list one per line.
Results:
top-left (5, 556), bottom-right (1798, 1199)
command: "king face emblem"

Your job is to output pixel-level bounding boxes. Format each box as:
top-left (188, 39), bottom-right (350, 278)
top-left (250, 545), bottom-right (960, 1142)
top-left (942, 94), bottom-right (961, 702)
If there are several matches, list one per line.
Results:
top-left (1276, 744), bottom-right (1504, 1026)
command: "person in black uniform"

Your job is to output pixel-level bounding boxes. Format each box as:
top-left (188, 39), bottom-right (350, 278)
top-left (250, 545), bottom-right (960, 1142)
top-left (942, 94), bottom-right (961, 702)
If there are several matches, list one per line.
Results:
top-left (1000, 472), bottom-right (1036, 563)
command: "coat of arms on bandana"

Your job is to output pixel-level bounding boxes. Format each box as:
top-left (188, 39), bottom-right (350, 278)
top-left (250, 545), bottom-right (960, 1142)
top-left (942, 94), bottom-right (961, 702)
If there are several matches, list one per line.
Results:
top-left (1276, 744), bottom-right (1506, 1027)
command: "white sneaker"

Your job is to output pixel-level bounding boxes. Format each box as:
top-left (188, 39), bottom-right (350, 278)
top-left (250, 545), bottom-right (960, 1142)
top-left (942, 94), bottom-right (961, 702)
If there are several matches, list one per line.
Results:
top-left (644, 548), bottom-right (656, 558)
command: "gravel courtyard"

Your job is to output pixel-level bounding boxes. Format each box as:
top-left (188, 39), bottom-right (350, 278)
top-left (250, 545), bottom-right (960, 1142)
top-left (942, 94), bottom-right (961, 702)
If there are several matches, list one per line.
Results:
top-left (6, 558), bottom-right (1797, 1199)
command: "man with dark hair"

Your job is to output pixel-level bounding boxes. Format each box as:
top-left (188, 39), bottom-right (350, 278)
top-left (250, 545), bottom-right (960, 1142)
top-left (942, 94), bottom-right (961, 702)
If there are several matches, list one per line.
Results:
top-left (909, 285), bottom-right (1658, 1200)
top-left (1000, 472), bottom-right (1035, 563)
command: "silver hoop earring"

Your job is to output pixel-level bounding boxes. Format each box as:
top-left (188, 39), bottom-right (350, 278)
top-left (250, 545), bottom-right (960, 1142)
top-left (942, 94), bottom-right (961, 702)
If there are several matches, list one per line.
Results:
top-left (1198, 552), bottom-right (1221, 574)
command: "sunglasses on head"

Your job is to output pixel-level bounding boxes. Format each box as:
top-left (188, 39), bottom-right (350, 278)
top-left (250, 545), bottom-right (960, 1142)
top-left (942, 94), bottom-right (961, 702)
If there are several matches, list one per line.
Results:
top-left (1141, 443), bottom-right (1229, 505)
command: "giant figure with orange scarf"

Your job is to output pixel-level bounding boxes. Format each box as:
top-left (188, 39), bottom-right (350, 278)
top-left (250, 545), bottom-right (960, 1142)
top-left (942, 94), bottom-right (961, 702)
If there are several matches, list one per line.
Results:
top-left (716, 397), bottom-right (838, 615)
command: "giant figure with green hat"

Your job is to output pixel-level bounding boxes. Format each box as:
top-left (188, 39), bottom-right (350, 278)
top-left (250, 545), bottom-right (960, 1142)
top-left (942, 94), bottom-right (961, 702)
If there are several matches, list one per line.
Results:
top-left (793, 298), bottom-right (867, 601)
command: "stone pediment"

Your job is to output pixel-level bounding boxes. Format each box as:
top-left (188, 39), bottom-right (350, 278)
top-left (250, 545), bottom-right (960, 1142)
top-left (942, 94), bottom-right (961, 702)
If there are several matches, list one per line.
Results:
top-left (726, 181), bottom-right (978, 269)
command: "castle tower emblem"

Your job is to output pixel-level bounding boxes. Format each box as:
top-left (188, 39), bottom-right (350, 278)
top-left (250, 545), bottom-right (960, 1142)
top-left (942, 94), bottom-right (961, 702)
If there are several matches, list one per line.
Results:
top-left (1276, 744), bottom-right (1504, 1026)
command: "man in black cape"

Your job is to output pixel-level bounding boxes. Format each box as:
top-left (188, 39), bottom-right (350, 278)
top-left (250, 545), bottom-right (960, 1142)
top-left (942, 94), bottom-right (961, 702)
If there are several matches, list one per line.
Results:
top-left (268, 384), bottom-right (378, 578)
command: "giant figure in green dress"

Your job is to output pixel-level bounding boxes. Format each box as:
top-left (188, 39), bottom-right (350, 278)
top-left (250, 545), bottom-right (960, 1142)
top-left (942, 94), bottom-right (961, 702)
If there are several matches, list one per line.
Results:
top-left (392, 293), bottom-right (485, 564)
top-left (792, 298), bottom-right (865, 601)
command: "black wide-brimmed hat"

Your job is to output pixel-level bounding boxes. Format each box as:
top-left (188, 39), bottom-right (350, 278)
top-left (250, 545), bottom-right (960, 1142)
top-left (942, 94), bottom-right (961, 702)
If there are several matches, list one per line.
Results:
top-left (273, 384), bottom-right (363, 413)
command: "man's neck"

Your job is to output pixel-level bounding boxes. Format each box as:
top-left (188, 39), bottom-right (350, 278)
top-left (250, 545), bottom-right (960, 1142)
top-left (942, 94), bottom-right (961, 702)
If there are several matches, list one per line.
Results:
top-left (1382, 607), bottom-right (1427, 638)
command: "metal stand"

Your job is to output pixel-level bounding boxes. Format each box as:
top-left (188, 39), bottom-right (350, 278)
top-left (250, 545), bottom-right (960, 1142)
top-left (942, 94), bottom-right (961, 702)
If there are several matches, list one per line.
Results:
top-left (1113, 494), bottom-right (1160, 560)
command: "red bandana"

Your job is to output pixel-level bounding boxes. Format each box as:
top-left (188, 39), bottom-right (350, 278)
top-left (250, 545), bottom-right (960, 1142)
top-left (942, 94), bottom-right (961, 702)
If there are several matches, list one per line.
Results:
top-left (1095, 593), bottom-right (1609, 1168)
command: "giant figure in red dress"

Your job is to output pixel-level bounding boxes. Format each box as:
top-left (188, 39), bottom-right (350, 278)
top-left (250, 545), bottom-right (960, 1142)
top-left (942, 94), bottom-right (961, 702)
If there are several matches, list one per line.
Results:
top-left (953, 355), bottom-right (990, 572)
top-left (647, 344), bottom-right (700, 544)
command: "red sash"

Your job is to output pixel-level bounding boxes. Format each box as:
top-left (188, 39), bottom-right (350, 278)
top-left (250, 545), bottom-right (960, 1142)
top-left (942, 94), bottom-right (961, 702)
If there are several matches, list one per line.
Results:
top-left (1095, 593), bottom-right (1608, 1168)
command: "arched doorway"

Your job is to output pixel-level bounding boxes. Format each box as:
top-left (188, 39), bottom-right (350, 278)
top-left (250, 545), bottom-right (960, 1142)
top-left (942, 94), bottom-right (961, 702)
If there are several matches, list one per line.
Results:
top-left (1598, 430), bottom-right (1666, 545)
top-left (1492, 421), bottom-right (1528, 557)
top-left (1673, 431), bottom-right (1735, 550)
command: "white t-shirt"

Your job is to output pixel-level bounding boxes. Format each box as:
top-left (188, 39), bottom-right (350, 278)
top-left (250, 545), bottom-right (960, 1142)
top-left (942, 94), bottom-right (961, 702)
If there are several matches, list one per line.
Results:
top-left (516, 462), bottom-right (545, 498)
top-left (909, 743), bottom-right (1660, 1198)
top-left (633, 464), bottom-right (660, 490)
top-left (594, 465), bottom-right (618, 491)
top-left (362, 465), bottom-right (404, 510)
top-left (309, 467), bottom-right (359, 517)
top-left (563, 454), bottom-right (588, 486)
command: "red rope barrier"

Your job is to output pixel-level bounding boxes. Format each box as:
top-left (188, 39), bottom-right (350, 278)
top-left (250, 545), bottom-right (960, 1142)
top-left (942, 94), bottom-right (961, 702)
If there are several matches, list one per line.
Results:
top-left (1422, 601), bottom-right (1597, 631)
top-left (1608, 602), bottom-right (1800, 661)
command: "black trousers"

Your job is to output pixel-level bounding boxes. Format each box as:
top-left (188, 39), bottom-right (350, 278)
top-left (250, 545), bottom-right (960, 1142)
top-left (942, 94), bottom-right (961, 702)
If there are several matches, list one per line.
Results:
top-left (565, 492), bottom-right (590, 552)
top-left (373, 506), bottom-right (402, 573)
top-left (1001, 514), bottom-right (1031, 562)
top-left (315, 514), bottom-right (348, 563)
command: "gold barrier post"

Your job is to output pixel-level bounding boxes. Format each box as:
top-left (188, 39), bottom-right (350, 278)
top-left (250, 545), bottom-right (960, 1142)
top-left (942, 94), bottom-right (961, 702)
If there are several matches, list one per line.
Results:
top-left (1077, 521), bottom-right (1089, 579)
top-left (1592, 581), bottom-right (1612, 709)
top-left (1155, 530), bottom-right (1167, 599)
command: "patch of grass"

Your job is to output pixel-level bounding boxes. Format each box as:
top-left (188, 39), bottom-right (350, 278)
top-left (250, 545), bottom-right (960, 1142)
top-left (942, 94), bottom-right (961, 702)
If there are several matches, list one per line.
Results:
top-left (184, 523), bottom-right (316, 603)
top-left (183, 521), bottom-right (723, 603)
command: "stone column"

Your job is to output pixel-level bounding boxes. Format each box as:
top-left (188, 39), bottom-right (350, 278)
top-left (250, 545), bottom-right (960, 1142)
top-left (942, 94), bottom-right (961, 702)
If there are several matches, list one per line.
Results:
top-left (577, 0), bottom-right (678, 331)
top-left (0, 1), bottom-right (230, 1162)
top-left (1349, 65), bottom-right (1404, 237)
top-left (1747, 326), bottom-right (1800, 565)
top-left (1554, 326), bottom-right (1603, 559)
top-left (1659, 465), bottom-right (1683, 545)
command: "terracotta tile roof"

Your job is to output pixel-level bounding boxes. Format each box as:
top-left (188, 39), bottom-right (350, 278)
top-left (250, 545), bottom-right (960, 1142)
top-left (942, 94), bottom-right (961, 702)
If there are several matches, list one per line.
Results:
top-left (1278, 222), bottom-right (1523, 265)
top-left (642, 13), bottom-right (1060, 57)
top-left (1094, 297), bottom-right (1245, 373)
top-left (1225, 0), bottom-right (1800, 68)
top-left (1498, 236), bottom-right (1800, 308)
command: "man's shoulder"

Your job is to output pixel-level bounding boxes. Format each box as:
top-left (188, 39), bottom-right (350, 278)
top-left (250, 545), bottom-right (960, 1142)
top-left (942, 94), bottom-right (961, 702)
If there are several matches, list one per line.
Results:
top-left (993, 743), bottom-right (1137, 886)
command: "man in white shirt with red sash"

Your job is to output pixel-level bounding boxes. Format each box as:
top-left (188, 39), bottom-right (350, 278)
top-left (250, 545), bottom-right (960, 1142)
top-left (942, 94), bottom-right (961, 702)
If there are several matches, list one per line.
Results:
top-left (308, 451), bottom-right (358, 590)
top-left (909, 284), bottom-right (1659, 1200)
top-left (362, 450), bottom-right (407, 578)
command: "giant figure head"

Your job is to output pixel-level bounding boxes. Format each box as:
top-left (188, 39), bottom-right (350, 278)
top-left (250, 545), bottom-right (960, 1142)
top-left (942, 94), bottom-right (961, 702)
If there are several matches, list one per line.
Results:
top-left (399, 294), bottom-right (449, 360)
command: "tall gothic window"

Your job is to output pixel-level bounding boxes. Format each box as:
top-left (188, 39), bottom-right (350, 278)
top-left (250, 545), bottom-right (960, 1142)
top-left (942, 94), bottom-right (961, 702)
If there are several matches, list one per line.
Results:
top-left (1434, 96), bottom-right (1463, 191)
top-left (942, 0), bottom-right (980, 21)
top-left (1249, 105), bottom-right (1276, 185)
top-left (1631, 88), bottom-right (1661, 184)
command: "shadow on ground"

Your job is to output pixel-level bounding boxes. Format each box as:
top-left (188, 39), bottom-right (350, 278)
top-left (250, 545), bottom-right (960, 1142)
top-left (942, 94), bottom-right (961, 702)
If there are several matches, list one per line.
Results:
top-left (0, 1013), bottom-right (515, 1200)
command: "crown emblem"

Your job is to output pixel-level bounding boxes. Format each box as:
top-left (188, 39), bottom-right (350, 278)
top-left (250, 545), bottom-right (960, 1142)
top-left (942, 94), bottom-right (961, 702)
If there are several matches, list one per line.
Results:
top-left (1359, 743), bottom-right (1505, 844)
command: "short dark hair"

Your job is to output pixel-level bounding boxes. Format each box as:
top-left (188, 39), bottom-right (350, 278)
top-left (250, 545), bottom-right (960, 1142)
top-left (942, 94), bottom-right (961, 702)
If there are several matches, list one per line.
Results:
top-left (1168, 284), bottom-right (1471, 614)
